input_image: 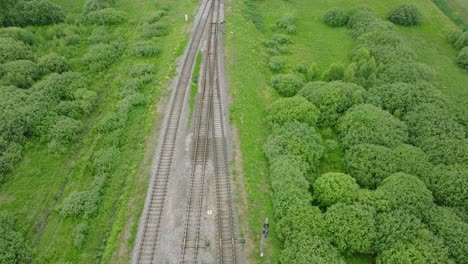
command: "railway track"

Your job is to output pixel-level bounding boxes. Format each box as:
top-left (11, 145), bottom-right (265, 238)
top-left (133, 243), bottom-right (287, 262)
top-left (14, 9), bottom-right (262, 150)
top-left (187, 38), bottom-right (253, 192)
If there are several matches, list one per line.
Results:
top-left (131, 0), bottom-right (214, 263)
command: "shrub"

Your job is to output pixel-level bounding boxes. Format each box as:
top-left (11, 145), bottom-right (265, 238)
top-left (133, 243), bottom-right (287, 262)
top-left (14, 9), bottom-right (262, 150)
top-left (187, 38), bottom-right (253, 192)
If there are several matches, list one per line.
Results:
top-left (322, 8), bottom-right (349, 27)
top-left (313, 173), bottom-right (359, 207)
top-left (377, 172), bottom-right (433, 218)
top-left (276, 14), bottom-right (296, 30)
top-left (429, 165), bottom-right (468, 209)
top-left (87, 27), bottom-right (110, 44)
top-left (12, 0), bottom-right (65, 26)
top-left (130, 41), bottom-right (161, 57)
top-left (145, 10), bottom-right (168, 23)
top-left (0, 60), bottom-right (41, 88)
top-left (347, 8), bottom-right (392, 37)
top-left (268, 56), bottom-right (285, 72)
top-left (421, 136), bottom-right (468, 165)
top-left (84, 8), bottom-right (127, 25)
top-left (276, 206), bottom-right (324, 242)
top-left (272, 183), bottom-right (312, 220)
top-left (377, 61), bottom-right (435, 84)
top-left (298, 81), bottom-right (366, 127)
top-left (322, 63), bottom-right (345, 81)
top-left (264, 121), bottom-right (324, 171)
top-left (83, 0), bottom-right (115, 15)
top-left (337, 104), bottom-right (408, 149)
top-left (0, 27), bottom-right (36, 45)
top-left (281, 233), bottom-right (345, 264)
top-left (82, 43), bottom-right (121, 71)
top-left (38, 53), bottom-right (69, 74)
top-left (388, 4), bottom-right (422, 26)
top-left (57, 190), bottom-right (99, 217)
top-left (458, 47), bottom-right (468, 69)
top-left (48, 116), bottom-right (82, 144)
top-left (324, 203), bottom-right (376, 254)
top-left (454, 31), bottom-right (468, 50)
top-left (129, 63), bottom-right (156, 77)
top-left (0, 142), bottom-right (23, 180)
top-left (0, 37), bottom-right (34, 64)
top-left (267, 97), bottom-right (320, 127)
top-left (270, 74), bottom-right (304, 97)
top-left (93, 147), bottom-right (119, 175)
top-left (0, 213), bottom-right (31, 263)
top-left (73, 222), bottom-right (89, 249)
top-left (142, 22), bottom-right (169, 38)
top-left (272, 34), bottom-right (292, 45)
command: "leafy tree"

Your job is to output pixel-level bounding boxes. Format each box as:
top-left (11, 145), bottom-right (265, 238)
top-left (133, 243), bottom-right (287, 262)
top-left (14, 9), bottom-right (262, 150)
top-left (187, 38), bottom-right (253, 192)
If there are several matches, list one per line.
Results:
top-left (0, 212), bottom-right (31, 263)
top-left (12, 0), bottom-right (65, 26)
top-left (454, 32), bottom-right (468, 50)
top-left (272, 185), bottom-right (312, 220)
top-left (322, 8), bottom-right (349, 27)
top-left (426, 206), bottom-right (468, 264)
top-left (377, 233), bottom-right (453, 264)
top-left (324, 203), bottom-right (376, 254)
top-left (0, 141), bottom-right (23, 180)
top-left (82, 43), bottom-right (122, 71)
top-left (0, 86), bottom-right (29, 143)
top-left (267, 97), bottom-right (320, 127)
top-left (270, 74), bottom-right (304, 97)
top-left (322, 63), bottom-right (345, 81)
top-left (269, 155), bottom-right (309, 191)
top-left (38, 53), bottom-right (69, 74)
top-left (429, 165), bottom-right (468, 209)
top-left (84, 8), bottom-right (127, 25)
top-left (276, 206), bottom-right (324, 242)
top-left (421, 136), bottom-right (468, 165)
top-left (357, 189), bottom-right (390, 213)
top-left (313, 173), bottom-right (359, 207)
top-left (281, 233), bottom-right (345, 264)
top-left (0, 37), bottom-right (34, 64)
top-left (387, 4), bottom-right (422, 26)
top-left (375, 210), bottom-right (425, 252)
top-left (0, 60), bottom-right (41, 88)
top-left (298, 81), bottom-right (366, 127)
top-left (48, 116), bottom-right (82, 145)
top-left (345, 144), bottom-right (397, 188)
top-left (377, 172), bottom-right (433, 218)
top-left (347, 48), bottom-right (378, 87)
top-left (376, 60), bottom-right (435, 84)
top-left (458, 47), bottom-right (468, 69)
top-left (264, 121), bottom-right (324, 172)
top-left (83, 0), bottom-right (115, 15)
top-left (0, 27), bottom-right (36, 45)
top-left (393, 144), bottom-right (433, 183)
top-left (337, 104), bottom-right (408, 149)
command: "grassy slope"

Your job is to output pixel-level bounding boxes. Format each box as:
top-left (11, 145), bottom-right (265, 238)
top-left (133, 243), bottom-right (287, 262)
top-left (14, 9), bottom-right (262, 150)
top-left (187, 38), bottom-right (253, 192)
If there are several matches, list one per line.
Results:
top-left (226, 0), bottom-right (467, 263)
top-left (0, 0), bottom-right (198, 263)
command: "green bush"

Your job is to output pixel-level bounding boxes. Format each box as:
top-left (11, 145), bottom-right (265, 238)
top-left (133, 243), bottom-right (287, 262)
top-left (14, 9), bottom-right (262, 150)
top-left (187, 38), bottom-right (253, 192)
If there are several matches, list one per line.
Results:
top-left (272, 34), bottom-right (292, 45)
top-left (276, 14), bottom-right (296, 30)
top-left (454, 31), bottom-right (468, 50)
top-left (272, 183), bottom-right (312, 220)
top-left (322, 63), bottom-right (345, 81)
top-left (388, 4), bottom-right (422, 26)
top-left (270, 74), bottom-right (304, 97)
top-left (83, 0), bottom-right (115, 15)
top-left (276, 205), bottom-right (323, 242)
top-left (93, 147), bottom-right (119, 175)
top-left (88, 27), bottom-right (110, 44)
top-left (264, 121), bottom-right (324, 171)
top-left (48, 116), bottom-right (82, 144)
top-left (130, 41), bottom-right (161, 57)
top-left (313, 173), bottom-right (359, 207)
top-left (0, 37), bottom-right (34, 64)
top-left (323, 8), bottom-right (349, 27)
top-left (82, 43), bottom-right (122, 71)
top-left (0, 142), bottom-right (23, 180)
top-left (129, 63), bottom-right (156, 77)
top-left (298, 81), bottom-right (366, 127)
top-left (38, 53), bottom-right (69, 74)
top-left (57, 190), bottom-right (99, 217)
top-left (429, 165), bottom-right (468, 209)
top-left (12, 0), bottom-right (65, 26)
top-left (0, 27), bottom-right (36, 45)
top-left (348, 8), bottom-right (393, 37)
top-left (457, 47), bottom-right (468, 69)
top-left (280, 233), bottom-right (345, 264)
top-left (145, 10), bottom-right (168, 23)
top-left (421, 136), bottom-right (468, 165)
top-left (142, 22), bottom-right (169, 38)
top-left (324, 203), bottom-right (376, 254)
top-left (0, 212), bottom-right (31, 263)
top-left (84, 8), bottom-right (127, 25)
top-left (267, 97), bottom-right (320, 127)
top-left (377, 173), bottom-right (433, 218)
top-left (268, 56), bottom-right (285, 72)
top-left (337, 104), bottom-right (408, 149)
top-left (73, 222), bottom-right (89, 249)
top-left (377, 61), bottom-right (435, 84)
top-left (0, 60), bottom-right (41, 88)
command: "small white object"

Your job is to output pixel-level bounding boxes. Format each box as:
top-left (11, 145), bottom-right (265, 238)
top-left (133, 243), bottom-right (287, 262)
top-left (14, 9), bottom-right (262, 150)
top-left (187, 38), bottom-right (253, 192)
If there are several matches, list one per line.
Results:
top-left (185, 14), bottom-right (188, 22)
top-left (207, 210), bottom-right (212, 215)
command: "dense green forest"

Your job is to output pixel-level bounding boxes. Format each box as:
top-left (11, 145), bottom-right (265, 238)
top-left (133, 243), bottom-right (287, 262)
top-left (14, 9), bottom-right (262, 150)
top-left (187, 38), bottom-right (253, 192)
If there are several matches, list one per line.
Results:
top-left (0, 0), bottom-right (197, 262)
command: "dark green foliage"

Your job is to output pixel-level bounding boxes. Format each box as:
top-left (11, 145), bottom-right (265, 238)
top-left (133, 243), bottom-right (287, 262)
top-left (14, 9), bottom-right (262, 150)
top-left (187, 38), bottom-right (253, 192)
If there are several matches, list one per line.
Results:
top-left (313, 173), bottom-right (359, 207)
top-left (426, 206), bottom-right (468, 264)
top-left (0, 27), bottom-right (36, 45)
top-left (38, 53), bottom-right (69, 74)
top-left (73, 222), bottom-right (89, 249)
top-left (10, 0), bottom-right (65, 26)
top-left (0, 38), bottom-right (34, 64)
top-left (337, 104), bottom-right (408, 149)
top-left (324, 203), bottom-right (376, 254)
top-left (270, 74), bottom-right (304, 97)
top-left (298, 81), bottom-right (366, 127)
top-left (358, 189), bottom-right (391, 213)
top-left (375, 210), bottom-right (425, 252)
top-left (322, 8), bottom-right (349, 27)
top-left (273, 184), bottom-right (312, 220)
top-left (0, 60), bottom-right (41, 88)
top-left (130, 41), bottom-right (161, 57)
top-left (264, 121), bottom-right (324, 171)
top-left (82, 43), bottom-right (122, 71)
top-left (0, 212), bottom-right (31, 263)
top-left (377, 173), bottom-right (433, 218)
top-left (458, 47), bottom-right (468, 69)
top-left (280, 234), bottom-right (345, 264)
top-left (267, 97), bottom-right (320, 127)
top-left (429, 166), bottom-right (468, 209)
top-left (276, 206), bottom-right (324, 241)
top-left (377, 233), bottom-right (453, 264)
top-left (387, 4), bottom-right (422, 26)
top-left (321, 63), bottom-right (345, 81)
top-left (48, 116), bottom-right (82, 145)
top-left (84, 8), bottom-right (127, 25)
top-left (142, 22), bottom-right (169, 38)
top-left (454, 32), bottom-right (468, 50)
top-left (421, 136), bottom-right (468, 165)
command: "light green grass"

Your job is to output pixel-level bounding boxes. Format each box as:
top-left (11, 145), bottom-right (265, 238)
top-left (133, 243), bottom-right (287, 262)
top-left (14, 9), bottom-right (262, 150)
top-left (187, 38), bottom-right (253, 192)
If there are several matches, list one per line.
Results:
top-left (0, 0), bottom-right (198, 263)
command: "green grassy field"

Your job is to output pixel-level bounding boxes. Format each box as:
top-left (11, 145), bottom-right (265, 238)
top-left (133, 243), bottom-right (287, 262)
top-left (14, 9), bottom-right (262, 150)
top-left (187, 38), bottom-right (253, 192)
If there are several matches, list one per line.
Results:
top-left (0, 0), bottom-right (198, 262)
top-left (225, 0), bottom-right (467, 263)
